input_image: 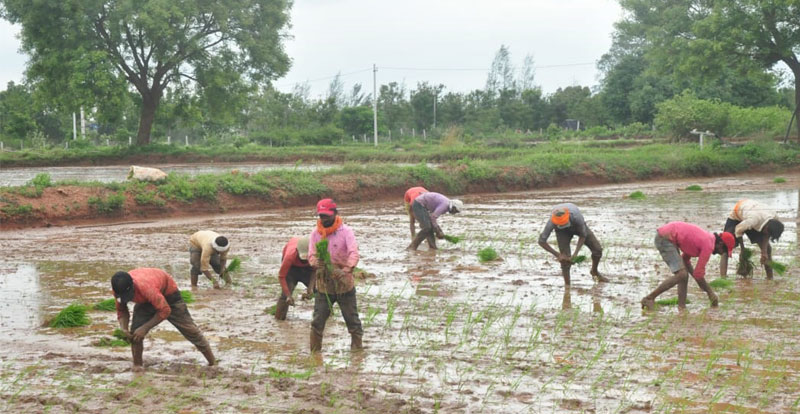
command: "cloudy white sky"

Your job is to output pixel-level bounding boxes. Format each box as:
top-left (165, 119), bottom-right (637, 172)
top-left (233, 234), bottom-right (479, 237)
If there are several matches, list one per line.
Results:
top-left (0, 0), bottom-right (623, 98)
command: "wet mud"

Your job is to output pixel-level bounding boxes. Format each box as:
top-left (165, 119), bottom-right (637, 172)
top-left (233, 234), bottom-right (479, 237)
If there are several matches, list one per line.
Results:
top-left (1, 174), bottom-right (799, 412)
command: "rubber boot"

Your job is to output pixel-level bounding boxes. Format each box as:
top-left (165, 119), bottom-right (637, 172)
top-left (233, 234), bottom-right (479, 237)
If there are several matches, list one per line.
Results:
top-left (310, 330), bottom-right (323, 353)
top-left (200, 345), bottom-right (216, 366)
top-left (274, 297), bottom-right (289, 320)
top-left (591, 256), bottom-right (610, 282)
top-left (350, 334), bottom-right (363, 351)
top-left (132, 341), bottom-right (144, 367)
top-left (407, 229), bottom-right (430, 251)
top-left (695, 278), bottom-right (719, 307)
top-left (641, 273), bottom-right (684, 310)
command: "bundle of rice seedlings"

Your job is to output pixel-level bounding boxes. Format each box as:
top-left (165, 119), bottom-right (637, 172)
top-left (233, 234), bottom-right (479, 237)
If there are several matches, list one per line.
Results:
top-left (316, 240), bottom-right (334, 273)
top-left (709, 278), bottom-right (734, 289)
top-left (93, 298), bottom-right (116, 311)
top-left (737, 247), bottom-right (755, 277)
top-left (443, 235), bottom-right (462, 244)
top-left (96, 329), bottom-right (131, 347)
top-left (571, 255), bottom-right (587, 264)
top-left (655, 297), bottom-right (690, 306)
top-left (225, 257), bottom-right (242, 273)
top-left (685, 185), bottom-right (703, 191)
top-left (478, 247), bottom-right (498, 263)
top-left (628, 191), bottom-right (646, 200)
top-left (180, 290), bottom-right (195, 304)
top-left (49, 303), bottom-right (90, 328)
top-left (767, 261), bottom-right (788, 276)
top-left (774, 177), bottom-right (787, 183)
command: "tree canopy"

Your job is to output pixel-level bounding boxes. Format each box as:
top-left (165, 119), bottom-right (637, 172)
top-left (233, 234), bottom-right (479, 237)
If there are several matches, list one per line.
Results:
top-left (1, 0), bottom-right (292, 144)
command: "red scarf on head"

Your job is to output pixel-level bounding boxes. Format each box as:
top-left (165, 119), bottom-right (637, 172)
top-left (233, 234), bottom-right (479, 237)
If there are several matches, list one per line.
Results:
top-left (316, 216), bottom-right (343, 239)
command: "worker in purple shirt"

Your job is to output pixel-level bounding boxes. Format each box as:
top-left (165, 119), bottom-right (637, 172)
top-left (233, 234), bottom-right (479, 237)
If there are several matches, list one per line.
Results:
top-left (406, 192), bottom-right (464, 250)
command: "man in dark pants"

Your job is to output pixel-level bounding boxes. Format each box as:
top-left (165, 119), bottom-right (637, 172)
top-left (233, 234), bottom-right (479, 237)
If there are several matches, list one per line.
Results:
top-left (721, 199), bottom-right (784, 279)
top-left (406, 192), bottom-right (464, 250)
top-left (275, 236), bottom-right (314, 320)
top-left (189, 230), bottom-right (230, 288)
top-left (111, 268), bottom-right (215, 370)
top-left (307, 198), bottom-right (363, 352)
top-left (539, 203), bottom-right (609, 285)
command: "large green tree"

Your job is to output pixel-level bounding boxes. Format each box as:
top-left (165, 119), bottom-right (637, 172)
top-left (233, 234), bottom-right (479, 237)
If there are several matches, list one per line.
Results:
top-left (1, 0), bottom-right (291, 145)
top-left (614, 0), bottom-right (797, 137)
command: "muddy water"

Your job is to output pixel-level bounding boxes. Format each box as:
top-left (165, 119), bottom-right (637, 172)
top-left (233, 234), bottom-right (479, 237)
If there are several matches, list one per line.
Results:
top-left (2, 174), bottom-right (799, 413)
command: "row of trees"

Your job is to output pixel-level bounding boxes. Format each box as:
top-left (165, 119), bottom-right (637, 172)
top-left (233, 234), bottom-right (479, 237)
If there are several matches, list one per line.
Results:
top-left (0, 0), bottom-right (798, 146)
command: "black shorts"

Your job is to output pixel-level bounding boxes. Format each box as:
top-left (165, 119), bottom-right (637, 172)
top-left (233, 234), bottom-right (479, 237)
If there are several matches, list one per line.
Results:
top-left (724, 218), bottom-right (763, 246)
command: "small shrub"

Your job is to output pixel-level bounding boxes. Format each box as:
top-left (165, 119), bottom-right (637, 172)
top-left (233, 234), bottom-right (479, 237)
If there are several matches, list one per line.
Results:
top-left (49, 303), bottom-right (90, 328)
top-left (628, 191), bottom-right (646, 200)
top-left (478, 247), bottom-right (498, 263)
top-left (30, 173), bottom-right (52, 188)
top-left (88, 192), bottom-right (125, 214)
top-left (685, 185), bottom-right (703, 191)
top-left (1, 203), bottom-right (34, 217)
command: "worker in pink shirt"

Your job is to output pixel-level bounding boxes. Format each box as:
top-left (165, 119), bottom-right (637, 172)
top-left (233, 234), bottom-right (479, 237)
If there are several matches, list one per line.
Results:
top-left (307, 198), bottom-right (362, 353)
top-left (274, 236), bottom-right (313, 320)
top-left (404, 186), bottom-right (428, 241)
top-left (111, 268), bottom-right (215, 370)
top-left (641, 222), bottom-right (734, 311)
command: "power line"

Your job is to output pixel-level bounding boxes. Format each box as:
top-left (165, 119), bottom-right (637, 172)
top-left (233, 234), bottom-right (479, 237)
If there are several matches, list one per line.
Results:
top-left (381, 62), bottom-right (596, 72)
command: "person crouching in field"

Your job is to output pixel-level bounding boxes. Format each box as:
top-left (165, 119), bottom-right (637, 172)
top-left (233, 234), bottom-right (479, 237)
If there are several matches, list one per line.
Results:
top-left (641, 222), bottom-right (734, 311)
top-left (721, 199), bottom-right (784, 279)
top-left (189, 230), bottom-right (230, 288)
top-left (112, 268), bottom-right (215, 370)
top-left (538, 203), bottom-right (609, 285)
top-left (308, 199), bottom-right (363, 352)
top-left (404, 186), bottom-right (428, 241)
top-left (406, 192), bottom-right (464, 250)
top-left (275, 236), bottom-right (314, 320)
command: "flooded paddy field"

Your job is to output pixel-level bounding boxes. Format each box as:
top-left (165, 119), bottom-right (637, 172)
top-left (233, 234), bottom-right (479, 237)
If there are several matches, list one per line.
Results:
top-left (1, 174), bottom-right (799, 413)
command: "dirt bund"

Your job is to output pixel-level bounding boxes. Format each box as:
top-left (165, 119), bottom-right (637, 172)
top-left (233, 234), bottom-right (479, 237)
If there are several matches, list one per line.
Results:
top-left (1, 165), bottom-right (797, 230)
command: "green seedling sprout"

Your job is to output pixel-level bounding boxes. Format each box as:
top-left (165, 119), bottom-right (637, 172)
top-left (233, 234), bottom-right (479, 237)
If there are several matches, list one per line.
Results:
top-left (315, 239), bottom-right (334, 273)
top-left (180, 290), bottom-right (195, 304)
top-left (444, 235), bottom-right (462, 244)
top-left (737, 247), bottom-right (755, 277)
top-left (49, 303), bottom-right (90, 328)
top-left (767, 260), bottom-right (787, 276)
top-left (685, 185), bottom-right (703, 191)
top-left (225, 257), bottom-right (242, 273)
top-left (655, 297), bottom-right (691, 306)
top-left (628, 191), bottom-right (646, 200)
top-left (93, 298), bottom-right (116, 311)
top-left (477, 247), bottom-right (498, 263)
top-left (709, 278), bottom-right (734, 290)
top-left (264, 304), bottom-right (277, 315)
top-left (571, 255), bottom-right (587, 264)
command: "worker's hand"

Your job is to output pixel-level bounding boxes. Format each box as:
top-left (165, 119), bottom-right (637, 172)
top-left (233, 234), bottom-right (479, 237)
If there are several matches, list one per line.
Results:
top-left (332, 268), bottom-right (346, 280)
top-left (120, 328), bottom-right (133, 341)
top-left (286, 295), bottom-right (295, 306)
top-left (132, 327), bottom-right (149, 343)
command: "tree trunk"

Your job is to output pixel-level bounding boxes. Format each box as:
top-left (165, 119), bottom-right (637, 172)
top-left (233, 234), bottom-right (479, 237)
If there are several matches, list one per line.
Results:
top-left (136, 92), bottom-right (161, 146)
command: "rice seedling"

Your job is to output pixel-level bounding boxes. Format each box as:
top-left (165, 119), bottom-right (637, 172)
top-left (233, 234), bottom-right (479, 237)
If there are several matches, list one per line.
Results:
top-left (180, 290), bottom-right (195, 304)
top-left (628, 191), bottom-right (646, 200)
top-left (655, 297), bottom-right (690, 306)
top-left (92, 298), bottom-right (116, 311)
top-left (767, 261), bottom-right (787, 276)
top-left (315, 240), bottom-right (334, 273)
top-left (773, 177), bottom-right (786, 183)
top-left (96, 328), bottom-right (131, 347)
top-left (571, 255), bottom-right (587, 264)
top-left (685, 185), bottom-right (703, 191)
top-left (709, 278), bottom-right (734, 289)
top-left (225, 257), bottom-right (242, 273)
top-left (49, 303), bottom-right (90, 328)
top-left (478, 247), bottom-right (498, 263)
top-left (443, 235), bottom-right (462, 244)
top-left (264, 304), bottom-right (277, 315)
top-left (737, 247), bottom-right (755, 277)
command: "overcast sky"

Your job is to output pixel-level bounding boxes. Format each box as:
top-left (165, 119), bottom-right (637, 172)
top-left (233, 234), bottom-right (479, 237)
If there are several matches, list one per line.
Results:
top-left (0, 0), bottom-right (623, 98)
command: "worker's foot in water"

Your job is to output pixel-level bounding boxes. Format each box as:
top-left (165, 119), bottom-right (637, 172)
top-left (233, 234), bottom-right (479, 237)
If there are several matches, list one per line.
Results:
top-left (591, 271), bottom-right (610, 283)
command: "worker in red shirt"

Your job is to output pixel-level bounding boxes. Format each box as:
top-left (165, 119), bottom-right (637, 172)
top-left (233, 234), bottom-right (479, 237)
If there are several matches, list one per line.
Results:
top-left (404, 186), bottom-right (428, 241)
top-left (112, 268), bottom-right (216, 370)
top-left (275, 236), bottom-right (313, 320)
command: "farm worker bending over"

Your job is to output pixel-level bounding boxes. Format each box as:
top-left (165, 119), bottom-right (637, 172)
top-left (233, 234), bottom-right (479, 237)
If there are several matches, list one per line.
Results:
top-left (404, 186), bottom-right (429, 241)
top-left (406, 192), bottom-right (464, 251)
top-left (721, 199), bottom-right (784, 279)
top-left (538, 203), bottom-right (609, 285)
top-left (189, 230), bottom-right (230, 288)
top-left (111, 268), bottom-right (216, 370)
top-left (308, 198), bottom-right (363, 352)
top-left (274, 236), bottom-right (314, 320)
top-left (641, 222), bottom-right (734, 311)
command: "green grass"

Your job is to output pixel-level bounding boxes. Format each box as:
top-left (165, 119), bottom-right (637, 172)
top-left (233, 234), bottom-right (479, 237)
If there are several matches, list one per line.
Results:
top-left (180, 290), bottom-right (195, 304)
top-left (268, 367), bottom-right (313, 380)
top-left (225, 257), bottom-right (242, 273)
top-left (0, 203), bottom-right (34, 217)
top-left (628, 190), bottom-right (646, 200)
top-left (767, 261), bottom-right (787, 276)
top-left (49, 303), bottom-right (90, 328)
top-left (443, 235), bottom-right (462, 244)
top-left (709, 278), bottom-right (734, 289)
top-left (773, 177), bottom-right (786, 183)
top-left (92, 298), bottom-right (116, 311)
top-left (477, 247), bottom-right (499, 263)
top-left (685, 185), bottom-right (703, 191)
top-left (655, 297), bottom-right (690, 306)
top-left (88, 192), bottom-right (125, 214)
top-left (571, 255), bottom-right (587, 264)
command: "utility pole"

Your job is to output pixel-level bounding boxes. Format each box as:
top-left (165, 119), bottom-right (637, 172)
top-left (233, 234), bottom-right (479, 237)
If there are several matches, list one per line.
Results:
top-left (373, 63), bottom-right (378, 147)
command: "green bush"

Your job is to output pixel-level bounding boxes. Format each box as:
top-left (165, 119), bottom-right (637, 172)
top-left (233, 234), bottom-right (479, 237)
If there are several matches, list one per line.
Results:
top-left (88, 192), bottom-right (125, 213)
top-left (655, 91), bottom-right (730, 139)
top-left (1, 203), bottom-right (34, 217)
top-left (30, 173), bottom-right (52, 188)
